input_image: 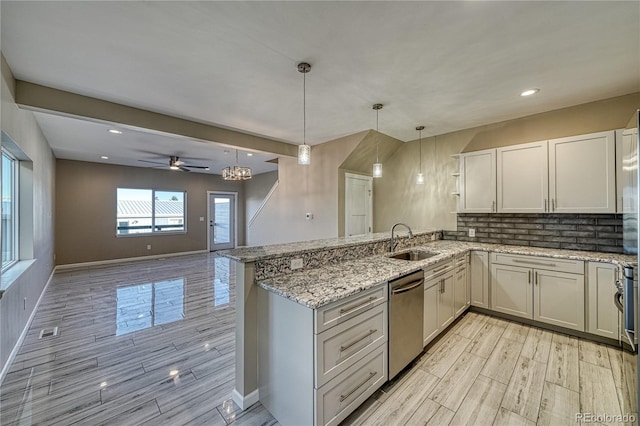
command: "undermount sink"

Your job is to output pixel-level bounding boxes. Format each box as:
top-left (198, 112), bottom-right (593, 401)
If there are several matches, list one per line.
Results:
top-left (387, 250), bottom-right (437, 261)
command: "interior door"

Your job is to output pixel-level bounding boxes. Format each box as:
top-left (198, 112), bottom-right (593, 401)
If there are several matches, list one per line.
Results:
top-left (209, 193), bottom-right (236, 251)
top-left (345, 173), bottom-right (372, 237)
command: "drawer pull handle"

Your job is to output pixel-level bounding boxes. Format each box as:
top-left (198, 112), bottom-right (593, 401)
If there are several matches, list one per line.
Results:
top-left (339, 371), bottom-right (377, 403)
top-left (432, 265), bottom-right (449, 274)
top-left (512, 259), bottom-right (556, 268)
top-left (340, 329), bottom-right (378, 352)
top-left (339, 297), bottom-right (377, 316)
top-left (391, 279), bottom-right (424, 295)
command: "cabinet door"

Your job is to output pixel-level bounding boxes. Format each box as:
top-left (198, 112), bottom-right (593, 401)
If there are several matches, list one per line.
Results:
top-left (617, 128), bottom-right (638, 214)
top-left (438, 272), bottom-right (455, 329)
top-left (459, 149), bottom-right (496, 213)
top-left (454, 265), bottom-right (468, 318)
top-left (424, 281), bottom-right (440, 347)
top-left (470, 251), bottom-right (489, 308)
top-left (490, 264), bottom-right (532, 319)
top-left (549, 130), bottom-right (616, 213)
top-left (534, 269), bottom-right (585, 331)
top-left (587, 262), bottom-right (619, 339)
top-left (497, 141), bottom-right (549, 213)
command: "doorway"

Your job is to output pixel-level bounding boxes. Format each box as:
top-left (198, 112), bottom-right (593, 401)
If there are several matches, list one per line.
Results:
top-left (208, 192), bottom-right (237, 251)
top-left (345, 173), bottom-right (373, 237)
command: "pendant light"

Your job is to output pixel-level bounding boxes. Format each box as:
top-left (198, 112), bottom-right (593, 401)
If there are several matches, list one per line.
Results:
top-left (372, 103), bottom-right (383, 178)
top-left (297, 62), bottom-right (311, 165)
top-left (416, 125), bottom-right (425, 185)
top-left (222, 149), bottom-right (252, 180)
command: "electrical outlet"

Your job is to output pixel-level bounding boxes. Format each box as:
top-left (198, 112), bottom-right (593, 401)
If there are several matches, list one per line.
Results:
top-left (199, 217), bottom-right (204, 222)
top-left (468, 228), bottom-right (476, 237)
top-left (147, 244), bottom-right (152, 250)
top-left (291, 258), bottom-right (303, 270)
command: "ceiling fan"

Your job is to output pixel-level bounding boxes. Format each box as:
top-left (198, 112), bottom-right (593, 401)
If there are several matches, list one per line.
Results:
top-left (138, 155), bottom-right (209, 172)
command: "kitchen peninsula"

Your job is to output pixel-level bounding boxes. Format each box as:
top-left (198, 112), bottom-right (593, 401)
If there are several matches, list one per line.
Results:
top-left (221, 230), bottom-right (636, 425)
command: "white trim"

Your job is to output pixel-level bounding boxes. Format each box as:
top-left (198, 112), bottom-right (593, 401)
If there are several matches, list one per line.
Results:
top-left (344, 172), bottom-right (373, 237)
top-left (207, 191), bottom-right (238, 252)
top-left (248, 180), bottom-right (279, 227)
top-left (55, 250), bottom-right (208, 271)
top-left (232, 388), bottom-right (259, 410)
top-left (0, 267), bottom-right (55, 386)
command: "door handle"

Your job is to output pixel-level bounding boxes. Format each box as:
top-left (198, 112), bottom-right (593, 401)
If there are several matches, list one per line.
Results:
top-left (551, 199), bottom-right (555, 211)
top-left (544, 199), bottom-right (548, 212)
top-left (528, 270), bottom-right (531, 284)
top-left (534, 271), bottom-right (538, 285)
top-left (391, 279), bottom-right (424, 295)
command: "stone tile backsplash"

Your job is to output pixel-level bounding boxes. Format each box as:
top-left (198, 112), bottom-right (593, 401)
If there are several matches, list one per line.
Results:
top-left (443, 213), bottom-right (623, 254)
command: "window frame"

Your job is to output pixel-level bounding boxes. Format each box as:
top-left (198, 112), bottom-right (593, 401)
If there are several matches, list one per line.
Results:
top-left (116, 188), bottom-right (187, 237)
top-left (1, 149), bottom-right (19, 272)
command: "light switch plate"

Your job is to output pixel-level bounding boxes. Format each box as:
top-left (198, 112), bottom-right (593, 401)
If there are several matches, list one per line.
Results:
top-left (291, 258), bottom-right (303, 270)
top-left (468, 228), bottom-right (476, 237)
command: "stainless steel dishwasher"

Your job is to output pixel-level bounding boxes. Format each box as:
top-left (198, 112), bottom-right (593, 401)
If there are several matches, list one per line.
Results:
top-left (388, 269), bottom-right (424, 380)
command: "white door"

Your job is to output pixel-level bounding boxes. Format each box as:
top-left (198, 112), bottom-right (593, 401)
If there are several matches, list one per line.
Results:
top-left (424, 280), bottom-right (440, 347)
top-left (470, 251), bottom-right (489, 309)
top-left (438, 273), bottom-right (455, 329)
top-left (587, 262), bottom-right (619, 338)
top-left (345, 173), bottom-right (372, 237)
top-left (208, 192), bottom-right (236, 251)
top-left (459, 149), bottom-right (497, 213)
top-left (497, 141), bottom-right (549, 213)
top-left (535, 269), bottom-right (585, 331)
top-left (548, 130), bottom-right (616, 213)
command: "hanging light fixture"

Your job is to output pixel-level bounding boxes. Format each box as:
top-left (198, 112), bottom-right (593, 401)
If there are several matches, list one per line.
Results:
top-left (416, 125), bottom-right (425, 185)
top-left (297, 62), bottom-right (311, 165)
top-left (222, 149), bottom-right (252, 180)
top-left (372, 103), bottom-right (383, 178)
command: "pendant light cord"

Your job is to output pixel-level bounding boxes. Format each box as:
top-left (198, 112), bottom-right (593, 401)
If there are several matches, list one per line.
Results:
top-left (303, 71), bottom-right (306, 146)
top-left (419, 128), bottom-right (422, 171)
top-left (376, 108), bottom-right (379, 162)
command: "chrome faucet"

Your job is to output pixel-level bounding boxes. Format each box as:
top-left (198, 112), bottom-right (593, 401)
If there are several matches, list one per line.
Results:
top-left (389, 223), bottom-right (413, 252)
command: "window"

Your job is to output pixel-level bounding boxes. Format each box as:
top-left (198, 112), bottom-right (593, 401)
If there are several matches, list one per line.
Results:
top-left (2, 150), bottom-right (18, 271)
top-left (116, 188), bottom-right (186, 236)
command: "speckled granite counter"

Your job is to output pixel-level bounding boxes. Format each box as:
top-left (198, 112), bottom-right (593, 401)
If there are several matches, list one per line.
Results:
top-left (257, 240), bottom-right (637, 309)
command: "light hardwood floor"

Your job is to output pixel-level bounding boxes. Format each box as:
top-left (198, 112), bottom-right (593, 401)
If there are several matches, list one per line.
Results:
top-left (0, 253), bottom-right (636, 425)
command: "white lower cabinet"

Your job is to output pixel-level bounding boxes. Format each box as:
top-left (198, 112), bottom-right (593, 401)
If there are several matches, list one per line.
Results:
top-left (489, 253), bottom-right (585, 332)
top-left (438, 272), bottom-right (455, 330)
top-left (453, 254), bottom-right (470, 317)
top-left (423, 280), bottom-right (440, 346)
top-left (587, 262), bottom-right (620, 339)
top-left (470, 251), bottom-right (490, 308)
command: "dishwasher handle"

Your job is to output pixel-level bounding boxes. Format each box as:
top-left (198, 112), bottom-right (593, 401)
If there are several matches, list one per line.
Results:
top-left (391, 279), bottom-right (424, 295)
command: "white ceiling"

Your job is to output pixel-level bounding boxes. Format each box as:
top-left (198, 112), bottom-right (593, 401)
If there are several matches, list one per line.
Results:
top-left (2, 1), bottom-right (639, 169)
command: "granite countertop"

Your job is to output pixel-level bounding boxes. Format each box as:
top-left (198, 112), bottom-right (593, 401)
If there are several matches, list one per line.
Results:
top-left (219, 229), bottom-right (439, 262)
top-left (258, 240), bottom-right (636, 309)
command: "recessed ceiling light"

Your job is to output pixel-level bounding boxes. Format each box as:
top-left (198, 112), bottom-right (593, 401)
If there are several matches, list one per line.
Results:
top-left (101, 156), bottom-right (109, 159)
top-left (247, 153), bottom-right (253, 157)
top-left (520, 88), bottom-right (540, 97)
top-left (108, 129), bottom-right (122, 134)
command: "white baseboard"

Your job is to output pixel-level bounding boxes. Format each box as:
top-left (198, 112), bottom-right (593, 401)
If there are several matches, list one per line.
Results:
top-left (232, 388), bottom-right (259, 410)
top-left (55, 250), bottom-right (209, 271)
top-left (0, 267), bottom-right (55, 386)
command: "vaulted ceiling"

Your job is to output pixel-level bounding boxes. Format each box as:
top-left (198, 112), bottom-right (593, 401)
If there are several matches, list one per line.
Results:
top-left (2, 1), bottom-right (638, 173)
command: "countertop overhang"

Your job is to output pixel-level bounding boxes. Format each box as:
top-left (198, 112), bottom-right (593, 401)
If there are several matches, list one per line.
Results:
top-left (257, 240), bottom-right (636, 310)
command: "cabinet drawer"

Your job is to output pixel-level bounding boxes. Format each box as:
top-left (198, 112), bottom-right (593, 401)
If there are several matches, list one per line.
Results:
top-left (490, 252), bottom-right (584, 274)
top-left (424, 259), bottom-right (454, 281)
top-left (315, 303), bottom-right (387, 387)
top-left (315, 344), bottom-right (387, 426)
top-left (315, 284), bottom-right (387, 334)
top-left (455, 253), bottom-right (468, 268)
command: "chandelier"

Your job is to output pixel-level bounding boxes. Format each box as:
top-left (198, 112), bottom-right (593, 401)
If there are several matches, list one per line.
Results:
top-left (222, 149), bottom-right (252, 180)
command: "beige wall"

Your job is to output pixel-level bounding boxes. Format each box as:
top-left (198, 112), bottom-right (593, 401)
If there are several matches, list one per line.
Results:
top-left (1, 54), bottom-right (56, 373)
top-left (55, 159), bottom-right (245, 265)
top-left (374, 93), bottom-right (640, 233)
top-left (244, 170), bottom-right (278, 244)
top-left (247, 132), bottom-right (366, 246)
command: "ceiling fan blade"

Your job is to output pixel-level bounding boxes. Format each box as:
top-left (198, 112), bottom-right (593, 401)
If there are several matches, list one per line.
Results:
top-left (139, 159), bottom-right (167, 165)
top-left (182, 164), bottom-right (209, 169)
top-left (178, 166), bottom-right (191, 172)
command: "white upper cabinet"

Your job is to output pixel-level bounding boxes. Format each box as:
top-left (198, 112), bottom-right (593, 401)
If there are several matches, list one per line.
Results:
top-left (616, 128), bottom-right (638, 213)
top-left (459, 149), bottom-right (496, 213)
top-left (497, 141), bottom-right (549, 213)
top-left (548, 130), bottom-right (616, 213)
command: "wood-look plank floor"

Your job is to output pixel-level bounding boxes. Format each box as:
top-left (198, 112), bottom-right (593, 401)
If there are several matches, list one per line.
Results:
top-left (344, 311), bottom-right (638, 426)
top-left (0, 253), bottom-right (277, 426)
top-left (1, 253), bottom-right (636, 425)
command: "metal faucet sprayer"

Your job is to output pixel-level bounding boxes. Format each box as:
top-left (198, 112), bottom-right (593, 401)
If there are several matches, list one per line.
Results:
top-left (389, 223), bottom-right (413, 252)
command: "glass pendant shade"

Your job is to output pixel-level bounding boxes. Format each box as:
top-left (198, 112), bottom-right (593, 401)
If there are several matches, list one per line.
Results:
top-left (298, 144), bottom-right (311, 165)
top-left (416, 172), bottom-right (425, 185)
top-left (373, 162), bottom-right (383, 178)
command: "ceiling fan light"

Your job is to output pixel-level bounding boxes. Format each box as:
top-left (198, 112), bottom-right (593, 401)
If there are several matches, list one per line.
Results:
top-left (298, 144), bottom-right (311, 165)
